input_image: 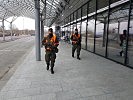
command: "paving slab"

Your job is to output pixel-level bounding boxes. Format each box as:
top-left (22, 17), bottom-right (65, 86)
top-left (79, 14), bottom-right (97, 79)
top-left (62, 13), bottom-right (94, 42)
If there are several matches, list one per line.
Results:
top-left (0, 42), bottom-right (133, 100)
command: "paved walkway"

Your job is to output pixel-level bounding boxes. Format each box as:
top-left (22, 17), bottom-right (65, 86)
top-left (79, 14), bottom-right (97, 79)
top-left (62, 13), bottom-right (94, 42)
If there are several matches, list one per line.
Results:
top-left (0, 36), bottom-right (35, 91)
top-left (0, 42), bottom-right (133, 100)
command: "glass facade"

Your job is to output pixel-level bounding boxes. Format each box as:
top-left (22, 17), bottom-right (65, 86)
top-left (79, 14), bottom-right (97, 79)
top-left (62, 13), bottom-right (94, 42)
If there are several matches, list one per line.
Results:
top-left (61, 0), bottom-right (133, 68)
top-left (95, 13), bottom-right (106, 56)
top-left (81, 20), bottom-right (87, 49)
top-left (87, 19), bottom-right (95, 52)
top-left (127, 2), bottom-right (133, 68)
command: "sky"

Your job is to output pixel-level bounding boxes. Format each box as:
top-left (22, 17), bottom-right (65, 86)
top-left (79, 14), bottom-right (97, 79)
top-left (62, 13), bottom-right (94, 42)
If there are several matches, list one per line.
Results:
top-left (3, 17), bottom-right (35, 30)
top-left (0, 16), bottom-right (56, 33)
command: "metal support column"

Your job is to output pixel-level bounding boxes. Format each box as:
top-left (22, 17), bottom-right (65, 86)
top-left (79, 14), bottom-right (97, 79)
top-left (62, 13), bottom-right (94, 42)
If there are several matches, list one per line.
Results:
top-left (117, 21), bottom-right (120, 43)
top-left (2, 19), bottom-right (5, 41)
top-left (102, 18), bottom-right (106, 47)
top-left (80, 6), bottom-right (82, 35)
top-left (41, 14), bottom-right (44, 41)
top-left (10, 22), bottom-right (13, 40)
top-left (41, 20), bottom-right (44, 40)
top-left (35, 0), bottom-right (41, 61)
top-left (70, 14), bottom-right (72, 34)
top-left (105, 0), bottom-right (111, 58)
top-left (85, 2), bottom-right (89, 50)
top-left (94, 0), bottom-right (98, 53)
top-left (124, 0), bottom-right (132, 65)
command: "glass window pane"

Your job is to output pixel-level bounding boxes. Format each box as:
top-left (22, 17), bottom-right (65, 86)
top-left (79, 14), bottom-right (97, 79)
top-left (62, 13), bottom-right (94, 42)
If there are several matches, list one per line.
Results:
top-left (81, 20), bottom-right (87, 49)
top-left (64, 26), bottom-right (71, 43)
top-left (87, 19), bottom-right (95, 52)
top-left (95, 13), bottom-right (106, 56)
top-left (73, 23), bottom-right (77, 30)
top-left (61, 27), bottom-right (65, 37)
top-left (108, 22), bottom-right (125, 62)
top-left (65, 27), bottom-right (67, 37)
top-left (108, 1), bottom-right (129, 64)
top-left (107, 2), bottom-right (129, 64)
top-left (127, 4), bottom-right (133, 67)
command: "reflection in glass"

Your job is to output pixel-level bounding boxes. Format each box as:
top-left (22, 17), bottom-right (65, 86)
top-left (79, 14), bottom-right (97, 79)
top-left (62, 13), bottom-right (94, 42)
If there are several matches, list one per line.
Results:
top-left (107, 22), bottom-right (128, 63)
top-left (95, 16), bottom-right (106, 56)
top-left (81, 21), bottom-right (87, 49)
top-left (87, 19), bottom-right (95, 52)
top-left (128, 20), bottom-right (133, 67)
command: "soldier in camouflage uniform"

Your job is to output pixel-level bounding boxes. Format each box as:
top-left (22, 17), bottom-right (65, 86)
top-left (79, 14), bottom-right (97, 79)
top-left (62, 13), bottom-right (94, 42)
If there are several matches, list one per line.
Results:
top-left (42, 28), bottom-right (59, 74)
top-left (120, 30), bottom-right (127, 57)
top-left (71, 29), bottom-right (81, 60)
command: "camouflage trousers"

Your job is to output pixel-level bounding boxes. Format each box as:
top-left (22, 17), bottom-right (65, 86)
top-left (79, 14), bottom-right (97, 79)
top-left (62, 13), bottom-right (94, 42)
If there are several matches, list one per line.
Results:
top-left (72, 44), bottom-right (81, 57)
top-left (45, 51), bottom-right (56, 68)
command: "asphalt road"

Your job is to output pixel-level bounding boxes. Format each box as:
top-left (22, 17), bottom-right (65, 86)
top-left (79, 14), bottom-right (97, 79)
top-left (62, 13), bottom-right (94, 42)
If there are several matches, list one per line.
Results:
top-left (0, 36), bottom-right (35, 90)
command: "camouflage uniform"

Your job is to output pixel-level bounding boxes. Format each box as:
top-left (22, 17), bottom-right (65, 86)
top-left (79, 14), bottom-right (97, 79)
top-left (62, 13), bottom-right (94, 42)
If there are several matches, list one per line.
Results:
top-left (42, 34), bottom-right (59, 74)
top-left (71, 33), bottom-right (81, 60)
top-left (119, 30), bottom-right (127, 57)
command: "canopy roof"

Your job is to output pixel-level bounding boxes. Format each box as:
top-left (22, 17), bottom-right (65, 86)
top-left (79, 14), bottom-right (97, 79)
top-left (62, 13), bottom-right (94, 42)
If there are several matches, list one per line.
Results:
top-left (0, 0), bottom-right (131, 27)
top-left (0, 0), bottom-right (68, 26)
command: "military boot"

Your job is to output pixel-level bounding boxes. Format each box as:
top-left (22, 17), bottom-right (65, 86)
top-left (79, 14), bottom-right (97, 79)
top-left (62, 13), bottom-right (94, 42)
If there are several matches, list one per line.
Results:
top-left (120, 51), bottom-right (122, 56)
top-left (46, 63), bottom-right (49, 70)
top-left (72, 54), bottom-right (74, 58)
top-left (51, 67), bottom-right (54, 74)
top-left (77, 55), bottom-right (81, 60)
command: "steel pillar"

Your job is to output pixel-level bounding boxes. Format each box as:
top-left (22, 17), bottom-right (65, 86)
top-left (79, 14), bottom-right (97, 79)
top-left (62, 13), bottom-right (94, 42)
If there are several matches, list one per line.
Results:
top-left (35, 0), bottom-right (41, 61)
top-left (103, 19), bottom-right (107, 47)
top-left (41, 15), bottom-right (44, 41)
top-left (94, 0), bottom-right (98, 53)
top-left (10, 22), bottom-right (13, 40)
top-left (2, 20), bottom-right (5, 41)
top-left (105, 0), bottom-right (111, 58)
top-left (124, 0), bottom-right (132, 65)
top-left (41, 20), bottom-right (44, 40)
top-left (117, 21), bottom-right (120, 43)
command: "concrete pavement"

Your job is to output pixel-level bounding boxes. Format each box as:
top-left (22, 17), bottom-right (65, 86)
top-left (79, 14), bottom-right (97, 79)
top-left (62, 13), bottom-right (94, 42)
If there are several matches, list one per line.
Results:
top-left (0, 42), bottom-right (133, 100)
top-left (0, 36), bottom-right (35, 90)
